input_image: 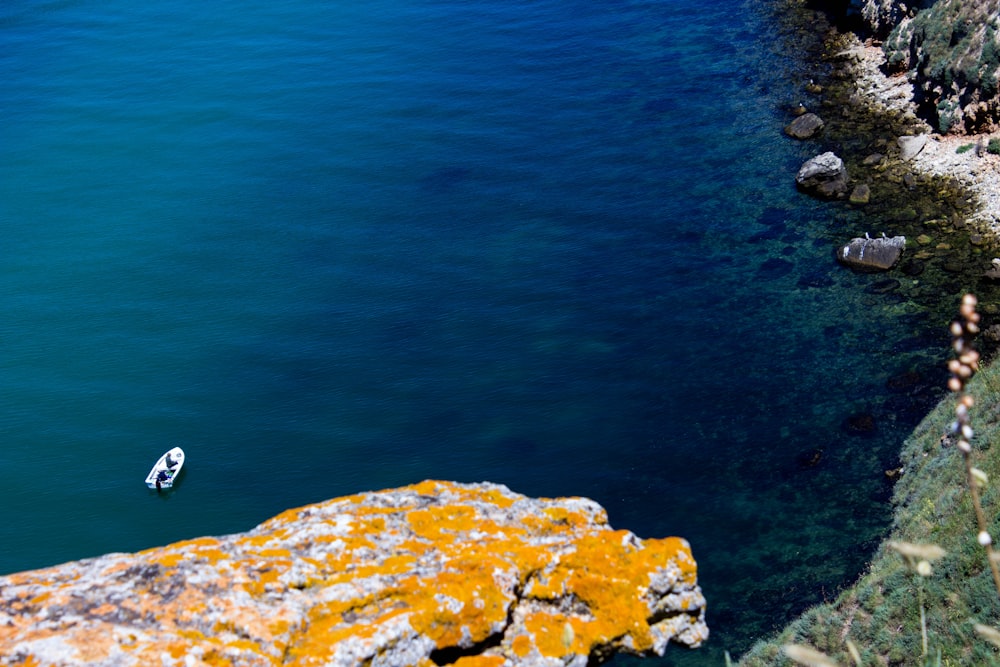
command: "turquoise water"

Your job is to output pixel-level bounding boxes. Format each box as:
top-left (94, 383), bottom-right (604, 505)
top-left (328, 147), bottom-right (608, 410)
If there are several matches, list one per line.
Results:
top-left (0, 0), bottom-right (962, 662)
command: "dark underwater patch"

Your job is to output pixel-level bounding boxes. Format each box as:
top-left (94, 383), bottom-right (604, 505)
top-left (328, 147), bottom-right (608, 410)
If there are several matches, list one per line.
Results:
top-left (757, 257), bottom-right (794, 279)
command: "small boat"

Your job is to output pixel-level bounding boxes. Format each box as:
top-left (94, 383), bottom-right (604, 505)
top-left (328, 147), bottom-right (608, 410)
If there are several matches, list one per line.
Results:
top-left (145, 447), bottom-right (185, 490)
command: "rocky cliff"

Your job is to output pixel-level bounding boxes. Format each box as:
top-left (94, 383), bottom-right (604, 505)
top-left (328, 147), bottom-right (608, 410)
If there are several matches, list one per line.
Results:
top-left (852, 0), bottom-right (1000, 133)
top-left (0, 480), bottom-right (707, 667)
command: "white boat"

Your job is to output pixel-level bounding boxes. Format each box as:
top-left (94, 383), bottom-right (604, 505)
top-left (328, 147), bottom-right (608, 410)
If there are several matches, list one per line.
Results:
top-left (145, 447), bottom-right (185, 490)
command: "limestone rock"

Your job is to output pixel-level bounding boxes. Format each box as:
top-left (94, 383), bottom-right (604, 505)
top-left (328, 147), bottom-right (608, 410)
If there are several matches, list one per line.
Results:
top-left (784, 112), bottom-right (824, 139)
top-left (796, 152), bottom-right (849, 199)
top-left (897, 134), bottom-right (928, 160)
top-left (0, 480), bottom-right (707, 667)
top-left (837, 234), bottom-right (906, 271)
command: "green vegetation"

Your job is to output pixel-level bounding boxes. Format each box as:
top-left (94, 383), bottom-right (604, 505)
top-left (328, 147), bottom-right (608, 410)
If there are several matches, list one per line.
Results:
top-left (957, 143), bottom-right (976, 154)
top-left (883, 1), bottom-right (1000, 132)
top-left (740, 296), bottom-right (1000, 666)
top-left (989, 138), bottom-right (1000, 155)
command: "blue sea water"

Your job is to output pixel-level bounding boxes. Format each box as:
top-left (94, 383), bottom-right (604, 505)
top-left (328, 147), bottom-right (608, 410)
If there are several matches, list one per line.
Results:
top-left (0, 0), bottom-right (958, 663)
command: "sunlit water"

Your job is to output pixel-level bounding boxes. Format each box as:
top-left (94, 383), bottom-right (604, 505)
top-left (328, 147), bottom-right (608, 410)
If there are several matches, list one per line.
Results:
top-left (0, 1), bottom-right (957, 661)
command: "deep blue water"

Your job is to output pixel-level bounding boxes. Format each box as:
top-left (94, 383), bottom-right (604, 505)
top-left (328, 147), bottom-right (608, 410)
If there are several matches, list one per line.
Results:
top-left (0, 0), bottom-right (956, 663)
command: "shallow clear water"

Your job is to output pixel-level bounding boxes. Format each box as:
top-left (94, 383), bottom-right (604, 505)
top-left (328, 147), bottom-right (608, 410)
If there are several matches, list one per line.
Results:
top-left (0, 0), bottom-right (958, 661)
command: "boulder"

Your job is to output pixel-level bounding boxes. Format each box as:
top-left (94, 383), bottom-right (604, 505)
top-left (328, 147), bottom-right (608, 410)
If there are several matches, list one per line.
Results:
top-left (796, 152), bottom-right (849, 199)
top-left (0, 480), bottom-right (707, 667)
top-left (897, 134), bottom-right (928, 161)
top-left (784, 112), bottom-right (825, 139)
top-left (849, 183), bottom-right (871, 204)
top-left (837, 234), bottom-right (906, 271)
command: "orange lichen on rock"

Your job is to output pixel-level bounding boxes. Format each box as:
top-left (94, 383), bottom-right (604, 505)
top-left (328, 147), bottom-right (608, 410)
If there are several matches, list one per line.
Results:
top-left (0, 480), bottom-right (706, 667)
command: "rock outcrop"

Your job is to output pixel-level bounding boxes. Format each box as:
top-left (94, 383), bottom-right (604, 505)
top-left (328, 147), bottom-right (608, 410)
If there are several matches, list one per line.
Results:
top-left (796, 152), bottom-right (850, 199)
top-left (837, 234), bottom-right (907, 270)
top-left (848, 0), bottom-right (934, 39)
top-left (0, 480), bottom-right (707, 667)
top-left (858, 0), bottom-right (1000, 134)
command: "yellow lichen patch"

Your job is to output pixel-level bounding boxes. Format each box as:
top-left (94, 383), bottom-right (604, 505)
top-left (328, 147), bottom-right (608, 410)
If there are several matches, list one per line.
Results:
top-left (512, 633), bottom-right (533, 657)
top-left (650, 536), bottom-right (698, 582)
top-left (524, 611), bottom-right (579, 659)
top-left (191, 547), bottom-right (231, 564)
top-left (148, 551), bottom-right (184, 568)
top-left (360, 514), bottom-right (387, 532)
top-left (243, 560), bottom-right (289, 596)
top-left (261, 506), bottom-right (305, 527)
top-left (523, 532), bottom-right (678, 654)
top-left (186, 536), bottom-right (223, 547)
top-left (407, 504), bottom-right (480, 539)
top-left (299, 555), bottom-right (326, 570)
top-left (542, 506), bottom-right (590, 530)
top-left (517, 513), bottom-right (564, 536)
top-left (165, 639), bottom-right (191, 659)
top-left (396, 537), bottom-right (434, 555)
top-left (29, 591), bottom-right (51, 605)
top-left (464, 486), bottom-right (516, 509)
top-left (227, 638), bottom-right (263, 653)
top-left (237, 531), bottom-right (286, 549)
top-left (178, 628), bottom-right (207, 642)
top-left (287, 604), bottom-right (410, 665)
top-left (268, 617), bottom-right (293, 639)
top-left (410, 479), bottom-right (451, 497)
top-left (452, 655), bottom-right (505, 667)
top-left (407, 557), bottom-right (512, 647)
top-left (377, 552), bottom-right (417, 575)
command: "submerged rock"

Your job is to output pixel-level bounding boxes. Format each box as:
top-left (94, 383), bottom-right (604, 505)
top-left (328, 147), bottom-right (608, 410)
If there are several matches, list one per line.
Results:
top-left (862, 152), bottom-right (886, 166)
top-left (796, 152), bottom-right (849, 199)
top-left (0, 480), bottom-right (707, 667)
top-left (842, 412), bottom-right (877, 436)
top-left (784, 112), bottom-right (824, 139)
top-left (865, 277), bottom-right (901, 294)
top-left (837, 234), bottom-right (906, 271)
top-left (758, 257), bottom-right (795, 279)
top-left (849, 183), bottom-right (871, 205)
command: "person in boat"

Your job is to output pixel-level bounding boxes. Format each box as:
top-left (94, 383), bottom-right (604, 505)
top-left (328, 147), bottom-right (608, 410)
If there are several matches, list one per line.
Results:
top-left (165, 453), bottom-right (175, 468)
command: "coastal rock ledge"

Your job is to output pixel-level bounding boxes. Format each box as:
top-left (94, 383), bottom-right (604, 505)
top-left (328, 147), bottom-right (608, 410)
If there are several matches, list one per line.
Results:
top-left (0, 480), bottom-right (707, 667)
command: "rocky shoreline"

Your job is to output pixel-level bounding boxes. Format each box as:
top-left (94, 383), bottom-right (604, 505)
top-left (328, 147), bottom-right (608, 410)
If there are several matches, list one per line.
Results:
top-left (846, 36), bottom-right (1000, 239)
top-left (735, 2), bottom-right (1000, 663)
top-left (773, 4), bottom-right (1000, 348)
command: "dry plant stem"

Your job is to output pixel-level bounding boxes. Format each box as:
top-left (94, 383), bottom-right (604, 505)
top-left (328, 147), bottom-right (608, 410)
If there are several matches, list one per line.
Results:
top-left (951, 294), bottom-right (1000, 598)
top-left (962, 444), bottom-right (1000, 595)
top-left (920, 598), bottom-right (927, 659)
